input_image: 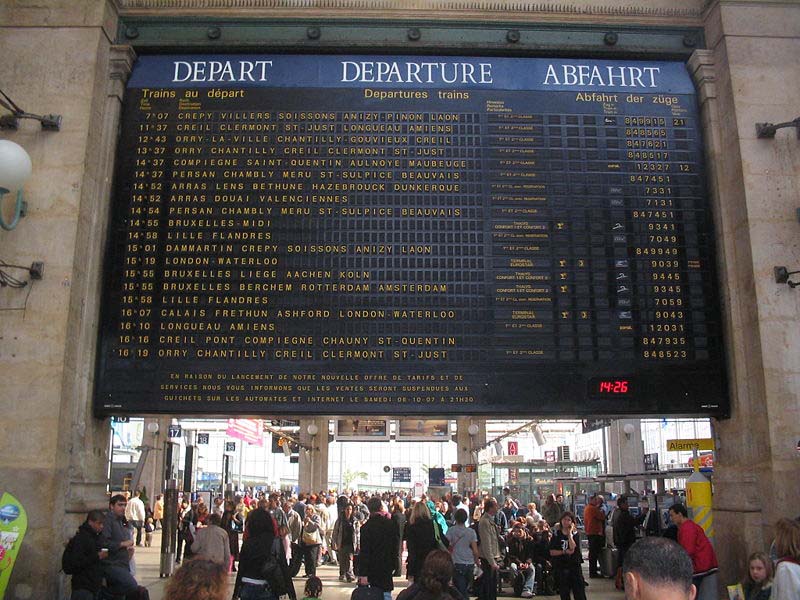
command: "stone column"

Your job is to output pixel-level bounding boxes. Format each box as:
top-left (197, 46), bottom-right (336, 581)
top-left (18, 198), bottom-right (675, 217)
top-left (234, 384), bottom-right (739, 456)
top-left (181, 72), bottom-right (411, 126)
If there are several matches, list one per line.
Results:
top-left (138, 416), bottom-right (173, 502)
top-left (455, 417), bottom-right (485, 495)
top-left (299, 418), bottom-right (329, 492)
top-left (606, 419), bottom-right (644, 494)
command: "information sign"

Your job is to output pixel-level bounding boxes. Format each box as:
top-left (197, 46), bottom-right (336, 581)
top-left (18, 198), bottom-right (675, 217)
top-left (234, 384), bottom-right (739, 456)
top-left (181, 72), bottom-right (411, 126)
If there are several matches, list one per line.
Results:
top-left (544, 450), bottom-right (557, 463)
top-left (225, 441), bottom-right (236, 452)
top-left (95, 54), bottom-right (727, 417)
top-left (197, 432), bottom-right (210, 444)
top-left (666, 438), bottom-right (714, 451)
top-left (393, 467), bottom-right (412, 482)
top-left (582, 418), bottom-right (613, 434)
top-left (167, 424), bottom-right (182, 438)
top-left (644, 452), bottom-right (659, 471)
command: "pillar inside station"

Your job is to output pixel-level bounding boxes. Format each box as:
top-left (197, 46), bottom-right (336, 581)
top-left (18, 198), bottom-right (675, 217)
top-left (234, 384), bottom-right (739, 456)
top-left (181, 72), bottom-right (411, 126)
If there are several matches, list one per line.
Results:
top-left (299, 418), bottom-right (330, 492)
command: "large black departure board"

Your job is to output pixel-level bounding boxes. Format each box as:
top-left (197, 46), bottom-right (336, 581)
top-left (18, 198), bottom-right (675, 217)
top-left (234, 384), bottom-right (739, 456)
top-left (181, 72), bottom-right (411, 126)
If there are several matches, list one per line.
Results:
top-left (95, 55), bottom-right (727, 417)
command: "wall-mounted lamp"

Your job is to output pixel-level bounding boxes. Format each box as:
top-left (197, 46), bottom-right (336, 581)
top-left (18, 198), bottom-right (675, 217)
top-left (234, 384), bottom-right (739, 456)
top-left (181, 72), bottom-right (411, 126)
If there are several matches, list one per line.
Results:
top-left (775, 266), bottom-right (799, 289)
top-left (467, 423), bottom-right (480, 437)
top-left (532, 423), bottom-right (547, 447)
top-left (146, 422), bottom-right (160, 435)
top-left (756, 117), bottom-right (800, 139)
top-left (0, 89), bottom-right (61, 131)
top-left (623, 423), bottom-right (636, 440)
top-left (306, 423), bottom-right (319, 437)
top-left (0, 140), bottom-right (32, 231)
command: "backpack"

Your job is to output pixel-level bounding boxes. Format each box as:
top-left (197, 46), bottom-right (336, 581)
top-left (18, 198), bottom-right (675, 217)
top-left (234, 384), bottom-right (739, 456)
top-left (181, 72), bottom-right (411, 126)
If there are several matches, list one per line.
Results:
top-left (61, 535), bottom-right (81, 575)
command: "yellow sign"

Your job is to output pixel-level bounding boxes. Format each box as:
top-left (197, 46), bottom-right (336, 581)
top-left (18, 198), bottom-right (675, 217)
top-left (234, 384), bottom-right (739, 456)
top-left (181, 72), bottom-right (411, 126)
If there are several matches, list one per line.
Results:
top-left (666, 438), bottom-right (714, 452)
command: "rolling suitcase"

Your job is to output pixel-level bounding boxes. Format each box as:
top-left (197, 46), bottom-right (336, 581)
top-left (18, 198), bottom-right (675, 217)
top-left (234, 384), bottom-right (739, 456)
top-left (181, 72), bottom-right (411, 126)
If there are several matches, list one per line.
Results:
top-left (599, 546), bottom-right (619, 578)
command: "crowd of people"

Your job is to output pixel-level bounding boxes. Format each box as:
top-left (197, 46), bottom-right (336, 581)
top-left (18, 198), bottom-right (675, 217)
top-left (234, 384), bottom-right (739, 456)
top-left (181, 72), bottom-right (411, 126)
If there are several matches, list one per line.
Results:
top-left (62, 487), bottom-right (800, 600)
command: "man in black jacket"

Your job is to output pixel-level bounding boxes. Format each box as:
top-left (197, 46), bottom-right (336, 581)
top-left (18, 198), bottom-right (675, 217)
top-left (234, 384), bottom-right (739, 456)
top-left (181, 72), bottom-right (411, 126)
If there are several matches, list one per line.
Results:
top-left (62, 510), bottom-right (108, 600)
top-left (357, 496), bottom-right (399, 600)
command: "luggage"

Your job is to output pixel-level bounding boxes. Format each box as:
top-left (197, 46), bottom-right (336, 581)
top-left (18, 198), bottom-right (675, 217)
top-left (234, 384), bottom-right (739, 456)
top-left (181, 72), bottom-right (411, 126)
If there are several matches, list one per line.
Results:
top-left (350, 585), bottom-right (385, 600)
top-left (599, 546), bottom-right (619, 578)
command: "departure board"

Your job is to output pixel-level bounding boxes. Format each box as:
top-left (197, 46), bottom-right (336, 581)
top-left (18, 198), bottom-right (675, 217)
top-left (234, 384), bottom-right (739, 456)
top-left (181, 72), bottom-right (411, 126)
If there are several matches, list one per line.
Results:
top-left (95, 55), bottom-right (728, 417)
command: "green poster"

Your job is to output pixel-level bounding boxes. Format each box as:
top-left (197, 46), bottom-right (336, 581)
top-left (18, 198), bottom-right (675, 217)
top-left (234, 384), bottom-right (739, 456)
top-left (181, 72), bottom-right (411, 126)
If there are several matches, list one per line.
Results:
top-left (0, 493), bottom-right (27, 600)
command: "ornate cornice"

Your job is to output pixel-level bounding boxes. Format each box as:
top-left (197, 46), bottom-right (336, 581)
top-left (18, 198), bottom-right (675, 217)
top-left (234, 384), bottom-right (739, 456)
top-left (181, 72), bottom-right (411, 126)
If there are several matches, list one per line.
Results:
top-left (118, 0), bottom-right (706, 20)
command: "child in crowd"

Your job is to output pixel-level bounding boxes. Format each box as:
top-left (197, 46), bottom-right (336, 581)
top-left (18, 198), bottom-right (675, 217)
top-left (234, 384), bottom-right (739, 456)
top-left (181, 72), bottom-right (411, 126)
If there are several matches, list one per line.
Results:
top-left (144, 517), bottom-right (155, 547)
top-left (303, 576), bottom-right (323, 600)
top-left (742, 552), bottom-right (773, 600)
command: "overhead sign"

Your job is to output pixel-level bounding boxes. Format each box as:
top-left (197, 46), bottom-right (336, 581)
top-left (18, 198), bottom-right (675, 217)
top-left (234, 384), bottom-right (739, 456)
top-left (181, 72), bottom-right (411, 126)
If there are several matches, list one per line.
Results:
top-left (451, 464), bottom-right (463, 472)
top-left (197, 433), bottom-right (210, 444)
top-left (167, 424), bottom-right (182, 439)
top-left (666, 438), bottom-right (714, 452)
top-left (544, 450), bottom-right (556, 463)
top-left (429, 467), bottom-right (446, 487)
top-left (334, 419), bottom-right (390, 441)
top-left (95, 54), bottom-right (726, 418)
top-left (224, 442), bottom-right (236, 453)
top-left (465, 464), bottom-right (477, 473)
top-left (226, 419), bottom-right (263, 447)
top-left (644, 452), bottom-right (659, 471)
top-left (582, 418), bottom-right (612, 434)
top-left (396, 419), bottom-right (449, 441)
top-left (508, 441), bottom-right (519, 455)
top-left (392, 467), bottom-right (411, 482)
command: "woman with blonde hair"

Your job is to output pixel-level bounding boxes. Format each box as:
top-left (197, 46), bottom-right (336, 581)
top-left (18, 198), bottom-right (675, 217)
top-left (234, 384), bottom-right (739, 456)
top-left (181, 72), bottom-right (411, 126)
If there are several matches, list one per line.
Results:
top-left (405, 500), bottom-right (445, 581)
top-left (165, 558), bottom-right (227, 600)
top-left (772, 518), bottom-right (800, 600)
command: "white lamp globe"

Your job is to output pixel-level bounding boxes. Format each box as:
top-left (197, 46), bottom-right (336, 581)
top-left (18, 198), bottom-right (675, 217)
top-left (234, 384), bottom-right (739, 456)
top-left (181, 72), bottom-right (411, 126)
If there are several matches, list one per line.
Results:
top-left (146, 422), bottom-right (159, 434)
top-left (306, 423), bottom-right (319, 436)
top-left (623, 423), bottom-right (635, 436)
top-left (467, 423), bottom-right (480, 436)
top-left (0, 140), bottom-right (32, 191)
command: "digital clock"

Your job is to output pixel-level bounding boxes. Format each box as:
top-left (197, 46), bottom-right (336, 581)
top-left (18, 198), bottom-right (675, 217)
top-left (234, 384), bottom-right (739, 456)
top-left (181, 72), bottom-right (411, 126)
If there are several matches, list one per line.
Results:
top-left (590, 378), bottom-right (634, 397)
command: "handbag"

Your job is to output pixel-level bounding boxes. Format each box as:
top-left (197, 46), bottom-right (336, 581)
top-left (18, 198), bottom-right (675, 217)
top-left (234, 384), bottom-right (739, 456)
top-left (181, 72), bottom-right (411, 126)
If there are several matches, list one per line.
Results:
top-left (302, 528), bottom-right (321, 545)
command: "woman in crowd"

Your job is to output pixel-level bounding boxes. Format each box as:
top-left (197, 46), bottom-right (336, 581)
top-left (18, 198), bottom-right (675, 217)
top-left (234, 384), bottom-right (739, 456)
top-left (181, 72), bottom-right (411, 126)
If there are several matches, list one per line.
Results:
top-left (740, 551), bottom-right (773, 600)
top-left (221, 499), bottom-right (242, 572)
top-left (396, 549), bottom-right (462, 600)
top-left (772, 518), bottom-right (800, 600)
top-left (165, 558), bottom-right (227, 600)
top-left (549, 512), bottom-right (586, 600)
top-left (195, 502), bottom-right (210, 527)
top-left (405, 501), bottom-right (442, 581)
top-left (300, 504), bottom-right (323, 577)
top-left (234, 508), bottom-right (295, 600)
top-left (332, 503), bottom-right (357, 582)
top-left (392, 498), bottom-right (408, 577)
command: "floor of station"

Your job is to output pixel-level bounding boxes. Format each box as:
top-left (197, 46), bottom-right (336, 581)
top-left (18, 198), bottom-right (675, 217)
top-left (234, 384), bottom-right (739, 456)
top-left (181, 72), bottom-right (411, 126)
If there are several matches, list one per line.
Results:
top-left (132, 530), bottom-right (624, 600)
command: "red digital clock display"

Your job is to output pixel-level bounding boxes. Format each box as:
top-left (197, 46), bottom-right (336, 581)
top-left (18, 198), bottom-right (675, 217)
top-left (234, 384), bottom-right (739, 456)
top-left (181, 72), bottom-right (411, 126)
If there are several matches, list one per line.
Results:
top-left (596, 380), bottom-right (631, 394)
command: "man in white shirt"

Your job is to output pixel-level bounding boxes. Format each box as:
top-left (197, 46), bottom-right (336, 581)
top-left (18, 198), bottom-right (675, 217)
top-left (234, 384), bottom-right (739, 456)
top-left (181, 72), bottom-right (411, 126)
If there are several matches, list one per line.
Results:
top-left (325, 496), bottom-right (339, 566)
top-left (124, 490), bottom-right (146, 547)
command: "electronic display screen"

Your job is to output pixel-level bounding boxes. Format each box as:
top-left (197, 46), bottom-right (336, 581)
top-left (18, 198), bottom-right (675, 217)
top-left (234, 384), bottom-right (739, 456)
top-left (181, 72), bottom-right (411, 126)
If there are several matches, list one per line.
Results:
top-left (94, 54), bottom-right (727, 417)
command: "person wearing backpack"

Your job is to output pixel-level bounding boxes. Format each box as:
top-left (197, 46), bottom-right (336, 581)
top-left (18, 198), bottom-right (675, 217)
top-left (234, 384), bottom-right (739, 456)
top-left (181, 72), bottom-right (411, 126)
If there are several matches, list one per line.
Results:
top-left (62, 510), bottom-right (108, 600)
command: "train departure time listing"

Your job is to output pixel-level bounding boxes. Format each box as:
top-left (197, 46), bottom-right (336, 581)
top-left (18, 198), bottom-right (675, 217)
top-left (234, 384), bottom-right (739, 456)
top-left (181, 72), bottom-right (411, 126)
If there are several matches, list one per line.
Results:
top-left (94, 55), bottom-right (727, 417)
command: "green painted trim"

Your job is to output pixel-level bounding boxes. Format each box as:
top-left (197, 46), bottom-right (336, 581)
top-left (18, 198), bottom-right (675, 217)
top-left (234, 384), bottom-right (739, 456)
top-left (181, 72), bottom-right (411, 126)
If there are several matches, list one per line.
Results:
top-left (117, 18), bottom-right (704, 58)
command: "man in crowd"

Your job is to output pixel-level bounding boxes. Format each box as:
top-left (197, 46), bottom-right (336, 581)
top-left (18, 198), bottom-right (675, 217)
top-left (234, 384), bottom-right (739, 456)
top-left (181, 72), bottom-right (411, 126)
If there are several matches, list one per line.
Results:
top-left (325, 495), bottom-right (339, 566)
top-left (668, 504), bottom-right (718, 596)
top-left (124, 489), bottom-right (146, 546)
top-left (583, 493), bottom-right (606, 578)
top-left (622, 537), bottom-right (696, 600)
top-left (62, 510), bottom-right (108, 600)
top-left (479, 497), bottom-right (503, 600)
top-left (190, 513), bottom-right (231, 566)
top-left (357, 496), bottom-right (399, 600)
top-left (100, 494), bottom-right (139, 596)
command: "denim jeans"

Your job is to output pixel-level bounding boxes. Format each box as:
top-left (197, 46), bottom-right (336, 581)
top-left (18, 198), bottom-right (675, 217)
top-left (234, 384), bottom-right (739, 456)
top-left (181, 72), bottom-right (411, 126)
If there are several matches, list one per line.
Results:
top-left (240, 582), bottom-right (277, 600)
top-left (453, 563), bottom-right (474, 599)
top-left (102, 564), bottom-right (138, 595)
